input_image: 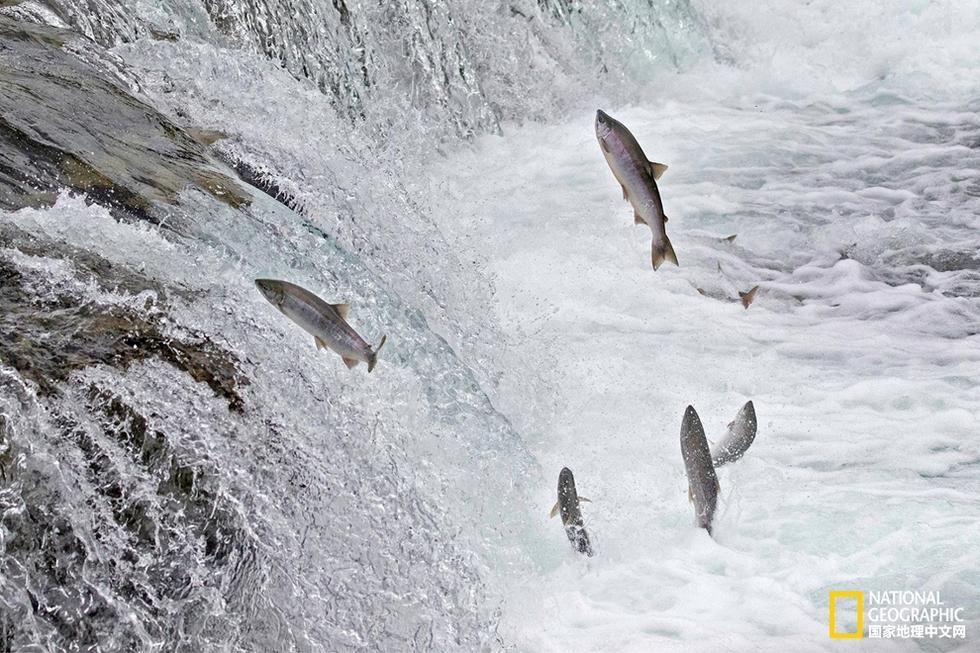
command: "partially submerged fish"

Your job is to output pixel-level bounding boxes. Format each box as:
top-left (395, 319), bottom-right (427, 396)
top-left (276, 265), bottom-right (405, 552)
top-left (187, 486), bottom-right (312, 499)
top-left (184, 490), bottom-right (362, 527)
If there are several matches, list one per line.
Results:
top-left (549, 467), bottom-right (594, 556)
top-left (695, 283), bottom-right (760, 309)
top-left (710, 401), bottom-right (757, 467)
top-left (185, 127), bottom-right (228, 147)
top-left (739, 285), bottom-right (759, 309)
top-left (680, 406), bottom-right (719, 535)
top-left (700, 261), bottom-right (760, 308)
top-left (595, 109), bottom-right (677, 270)
top-left (255, 278), bottom-right (386, 372)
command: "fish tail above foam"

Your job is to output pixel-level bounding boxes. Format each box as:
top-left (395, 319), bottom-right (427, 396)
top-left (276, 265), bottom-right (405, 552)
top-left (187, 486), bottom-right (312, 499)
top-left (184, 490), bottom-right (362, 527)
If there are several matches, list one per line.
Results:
top-left (739, 285), bottom-right (760, 309)
top-left (367, 334), bottom-right (387, 373)
top-left (710, 400), bottom-right (758, 467)
top-left (651, 233), bottom-right (679, 270)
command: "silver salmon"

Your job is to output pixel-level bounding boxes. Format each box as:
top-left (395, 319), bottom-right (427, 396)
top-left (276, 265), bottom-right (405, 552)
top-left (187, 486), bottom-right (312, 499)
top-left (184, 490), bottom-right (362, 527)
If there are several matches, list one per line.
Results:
top-left (595, 109), bottom-right (678, 270)
top-left (255, 278), bottom-right (386, 372)
top-left (710, 401), bottom-right (757, 467)
top-left (680, 406), bottom-right (719, 535)
top-left (549, 467), bottom-right (594, 557)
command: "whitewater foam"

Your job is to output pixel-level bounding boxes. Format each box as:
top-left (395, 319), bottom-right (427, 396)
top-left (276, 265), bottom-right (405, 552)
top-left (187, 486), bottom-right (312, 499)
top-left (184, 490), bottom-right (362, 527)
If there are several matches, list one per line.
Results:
top-left (430, 33), bottom-right (980, 645)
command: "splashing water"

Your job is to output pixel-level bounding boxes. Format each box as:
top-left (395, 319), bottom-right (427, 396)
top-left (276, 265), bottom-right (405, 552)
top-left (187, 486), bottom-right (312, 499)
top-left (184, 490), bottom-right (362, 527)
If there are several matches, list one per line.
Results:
top-left (0, 0), bottom-right (978, 651)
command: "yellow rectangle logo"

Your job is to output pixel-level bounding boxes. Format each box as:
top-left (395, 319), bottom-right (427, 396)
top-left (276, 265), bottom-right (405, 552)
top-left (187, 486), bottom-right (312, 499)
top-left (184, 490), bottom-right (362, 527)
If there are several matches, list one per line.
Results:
top-left (829, 590), bottom-right (864, 639)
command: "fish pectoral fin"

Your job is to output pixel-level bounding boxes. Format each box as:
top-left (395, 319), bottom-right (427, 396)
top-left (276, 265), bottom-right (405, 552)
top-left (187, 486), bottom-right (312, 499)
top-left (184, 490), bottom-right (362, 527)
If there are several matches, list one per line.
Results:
top-left (688, 487), bottom-right (693, 503)
top-left (634, 211), bottom-right (645, 226)
top-left (724, 234), bottom-right (737, 242)
top-left (715, 478), bottom-right (721, 493)
top-left (648, 161), bottom-right (668, 180)
top-left (332, 303), bottom-right (350, 320)
top-left (342, 357), bottom-right (359, 369)
top-left (662, 214), bottom-right (668, 223)
top-left (621, 185), bottom-right (629, 201)
top-left (549, 502), bottom-right (560, 519)
top-left (314, 336), bottom-right (326, 350)
top-left (578, 496), bottom-right (592, 503)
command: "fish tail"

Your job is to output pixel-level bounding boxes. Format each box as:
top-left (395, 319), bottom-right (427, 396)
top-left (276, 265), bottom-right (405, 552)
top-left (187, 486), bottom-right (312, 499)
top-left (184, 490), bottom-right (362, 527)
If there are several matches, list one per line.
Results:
top-left (651, 233), bottom-right (678, 270)
top-left (368, 334), bottom-right (387, 373)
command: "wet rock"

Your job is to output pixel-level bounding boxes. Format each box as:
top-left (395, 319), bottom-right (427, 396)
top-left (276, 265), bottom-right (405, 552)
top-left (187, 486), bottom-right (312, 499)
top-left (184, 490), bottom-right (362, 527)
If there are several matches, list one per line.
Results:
top-left (0, 241), bottom-right (247, 412)
top-left (0, 16), bottom-right (250, 223)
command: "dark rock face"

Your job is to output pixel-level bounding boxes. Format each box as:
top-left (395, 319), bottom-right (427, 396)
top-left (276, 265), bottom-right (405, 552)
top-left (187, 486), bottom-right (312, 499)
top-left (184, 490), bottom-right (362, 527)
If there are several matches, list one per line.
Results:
top-left (0, 17), bottom-right (249, 221)
top-left (0, 377), bottom-right (257, 651)
top-left (0, 227), bottom-right (247, 412)
top-left (0, 23), bottom-right (265, 650)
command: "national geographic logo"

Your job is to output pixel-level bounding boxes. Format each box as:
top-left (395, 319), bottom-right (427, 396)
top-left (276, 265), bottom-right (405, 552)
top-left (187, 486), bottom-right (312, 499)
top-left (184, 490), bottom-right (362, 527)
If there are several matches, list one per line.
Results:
top-left (829, 591), bottom-right (863, 639)
top-left (828, 590), bottom-right (967, 641)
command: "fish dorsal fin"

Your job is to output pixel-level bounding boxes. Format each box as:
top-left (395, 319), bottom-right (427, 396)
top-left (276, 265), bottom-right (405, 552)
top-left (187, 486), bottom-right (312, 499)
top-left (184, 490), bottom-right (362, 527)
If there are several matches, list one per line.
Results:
top-left (332, 303), bottom-right (349, 320)
top-left (723, 234), bottom-right (737, 242)
top-left (578, 496), bottom-right (591, 503)
top-left (648, 161), bottom-right (668, 180)
top-left (342, 357), bottom-right (359, 369)
top-left (688, 486), bottom-right (693, 503)
top-left (662, 214), bottom-right (668, 223)
top-left (715, 478), bottom-right (721, 493)
top-left (314, 336), bottom-right (326, 350)
top-left (549, 502), bottom-right (560, 519)
top-left (634, 211), bottom-right (645, 226)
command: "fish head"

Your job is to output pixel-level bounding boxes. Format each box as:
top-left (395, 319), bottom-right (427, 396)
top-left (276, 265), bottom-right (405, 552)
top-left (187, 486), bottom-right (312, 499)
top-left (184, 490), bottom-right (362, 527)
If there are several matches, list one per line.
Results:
top-left (595, 109), bottom-right (614, 143)
top-left (558, 467), bottom-right (575, 498)
top-left (254, 278), bottom-right (287, 308)
top-left (680, 405), bottom-right (706, 449)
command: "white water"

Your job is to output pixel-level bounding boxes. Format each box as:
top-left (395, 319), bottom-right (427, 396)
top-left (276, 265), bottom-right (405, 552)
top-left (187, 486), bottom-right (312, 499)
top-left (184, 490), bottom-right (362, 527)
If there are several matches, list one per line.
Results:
top-left (433, 106), bottom-right (980, 650)
top-left (426, 2), bottom-right (980, 649)
top-left (1, 0), bottom-right (979, 650)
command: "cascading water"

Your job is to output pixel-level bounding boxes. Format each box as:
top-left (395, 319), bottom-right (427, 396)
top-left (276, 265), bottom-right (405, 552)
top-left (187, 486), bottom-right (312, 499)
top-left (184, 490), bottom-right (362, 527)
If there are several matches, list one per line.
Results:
top-left (0, 2), bottom-right (706, 650)
top-left (1, 0), bottom-right (978, 651)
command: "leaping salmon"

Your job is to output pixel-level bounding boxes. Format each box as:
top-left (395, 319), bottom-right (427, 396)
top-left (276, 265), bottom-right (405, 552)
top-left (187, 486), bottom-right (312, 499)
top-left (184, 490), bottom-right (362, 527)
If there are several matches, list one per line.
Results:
top-left (710, 401), bottom-right (758, 467)
top-left (680, 406), bottom-right (719, 535)
top-left (549, 467), bottom-right (594, 557)
top-left (255, 278), bottom-right (386, 372)
top-left (595, 109), bottom-right (678, 270)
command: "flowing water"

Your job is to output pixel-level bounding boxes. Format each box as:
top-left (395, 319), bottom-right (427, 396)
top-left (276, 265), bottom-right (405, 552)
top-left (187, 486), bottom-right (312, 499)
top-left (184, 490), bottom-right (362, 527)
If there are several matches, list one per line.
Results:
top-left (0, 1), bottom-right (977, 651)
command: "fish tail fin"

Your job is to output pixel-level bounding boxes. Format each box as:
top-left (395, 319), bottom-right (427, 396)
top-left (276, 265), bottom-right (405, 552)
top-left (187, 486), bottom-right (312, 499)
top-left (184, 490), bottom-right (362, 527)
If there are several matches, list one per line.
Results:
top-left (651, 234), bottom-right (678, 270)
top-left (368, 334), bottom-right (387, 373)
